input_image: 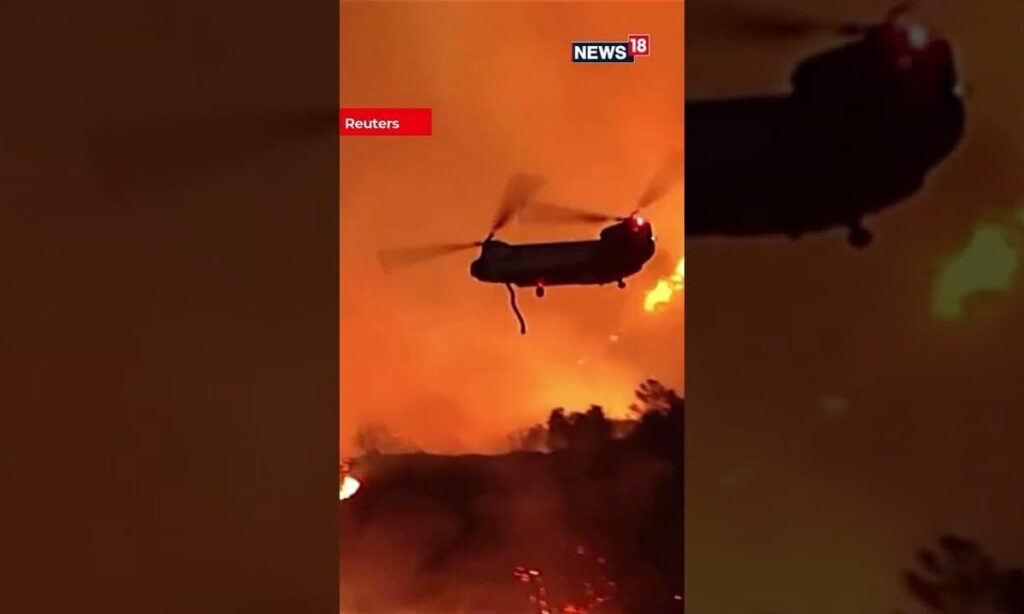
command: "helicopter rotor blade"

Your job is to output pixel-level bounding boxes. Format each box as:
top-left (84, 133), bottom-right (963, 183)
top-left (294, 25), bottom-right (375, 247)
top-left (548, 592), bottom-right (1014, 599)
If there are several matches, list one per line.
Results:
top-left (690, 1), bottom-right (864, 43)
top-left (521, 201), bottom-right (619, 225)
top-left (634, 149), bottom-right (684, 213)
top-left (521, 151), bottom-right (684, 225)
top-left (378, 242), bottom-right (481, 273)
top-left (887, 1), bottom-right (916, 22)
top-left (88, 107), bottom-right (337, 199)
top-left (490, 173), bottom-right (546, 235)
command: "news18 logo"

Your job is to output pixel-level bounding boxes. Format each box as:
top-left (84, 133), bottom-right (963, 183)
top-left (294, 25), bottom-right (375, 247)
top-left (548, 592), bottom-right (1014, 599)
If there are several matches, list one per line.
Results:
top-left (572, 34), bottom-right (650, 63)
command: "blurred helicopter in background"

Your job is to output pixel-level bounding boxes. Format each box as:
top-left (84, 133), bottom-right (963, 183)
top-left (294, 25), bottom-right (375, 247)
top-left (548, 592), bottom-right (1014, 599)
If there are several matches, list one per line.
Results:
top-left (685, 1), bottom-right (965, 247)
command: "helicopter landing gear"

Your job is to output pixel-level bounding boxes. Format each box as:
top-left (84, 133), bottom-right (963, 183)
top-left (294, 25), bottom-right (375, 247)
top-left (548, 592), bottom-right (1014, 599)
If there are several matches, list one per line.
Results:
top-left (617, 280), bottom-right (626, 289)
top-left (535, 286), bottom-right (545, 298)
top-left (847, 223), bottom-right (873, 249)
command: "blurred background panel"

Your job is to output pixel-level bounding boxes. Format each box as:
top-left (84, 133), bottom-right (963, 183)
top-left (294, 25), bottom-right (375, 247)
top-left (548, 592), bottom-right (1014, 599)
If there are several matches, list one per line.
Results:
top-left (0, 1), bottom-right (339, 612)
top-left (686, 1), bottom-right (1024, 613)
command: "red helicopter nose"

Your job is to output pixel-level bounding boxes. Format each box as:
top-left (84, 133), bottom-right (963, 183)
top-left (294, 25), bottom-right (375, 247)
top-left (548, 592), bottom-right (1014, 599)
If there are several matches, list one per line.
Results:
top-left (875, 20), bottom-right (931, 55)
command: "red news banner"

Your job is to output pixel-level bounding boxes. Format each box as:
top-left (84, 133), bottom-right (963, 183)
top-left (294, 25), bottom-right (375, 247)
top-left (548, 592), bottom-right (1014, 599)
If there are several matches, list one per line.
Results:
top-left (339, 108), bottom-right (432, 136)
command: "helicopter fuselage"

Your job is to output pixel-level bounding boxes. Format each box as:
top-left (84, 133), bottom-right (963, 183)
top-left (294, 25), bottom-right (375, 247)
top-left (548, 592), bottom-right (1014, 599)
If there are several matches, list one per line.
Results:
top-left (470, 218), bottom-right (655, 290)
top-left (685, 22), bottom-right (965, 247)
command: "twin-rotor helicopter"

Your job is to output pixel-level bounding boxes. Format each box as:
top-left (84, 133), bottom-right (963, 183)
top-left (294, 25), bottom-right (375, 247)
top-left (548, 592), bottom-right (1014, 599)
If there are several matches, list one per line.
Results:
top-left (378, 153), bottom-right (683, 332)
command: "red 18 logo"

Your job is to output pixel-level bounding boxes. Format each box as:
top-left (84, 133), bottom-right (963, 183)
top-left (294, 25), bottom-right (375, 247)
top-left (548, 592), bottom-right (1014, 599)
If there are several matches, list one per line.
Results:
top-left (628, 34), bottom-right (650, 57)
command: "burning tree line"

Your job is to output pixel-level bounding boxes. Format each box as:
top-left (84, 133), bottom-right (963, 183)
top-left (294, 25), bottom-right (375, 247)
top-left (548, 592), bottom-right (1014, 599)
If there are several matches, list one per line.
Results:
top-left (507, 379), bottom-right (683, 455)
top-left (505, 379), bottom-right (685, 613)
top-left (342, 380), bottom-right (684, 613)
top-left (344, 382), bottom-right (1024, 613)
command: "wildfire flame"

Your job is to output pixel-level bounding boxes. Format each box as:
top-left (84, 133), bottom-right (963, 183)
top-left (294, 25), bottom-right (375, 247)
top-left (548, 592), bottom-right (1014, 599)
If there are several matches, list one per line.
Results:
top-left (932, 212), bottom-right (1023, 321)
top-left (339, 475), bottom-right (361, 501)
top-left (643, 257), bottom-right (685, 312)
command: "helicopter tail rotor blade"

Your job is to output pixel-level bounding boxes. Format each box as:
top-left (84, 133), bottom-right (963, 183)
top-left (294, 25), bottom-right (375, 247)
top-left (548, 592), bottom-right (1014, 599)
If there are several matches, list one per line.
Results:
top-left (88, 107), bottom-right (337, 198)
top-left (635, 149), bottom-right (684, 212)
top-left (377, 242), bottom-right (481, 273)
top-left (491, 174), bottom-right (545, 234)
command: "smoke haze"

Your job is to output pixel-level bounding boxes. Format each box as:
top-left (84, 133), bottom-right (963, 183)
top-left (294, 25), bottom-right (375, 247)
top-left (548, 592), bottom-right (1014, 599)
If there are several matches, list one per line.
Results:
top-left (340, 1), bottom-right (684, 455)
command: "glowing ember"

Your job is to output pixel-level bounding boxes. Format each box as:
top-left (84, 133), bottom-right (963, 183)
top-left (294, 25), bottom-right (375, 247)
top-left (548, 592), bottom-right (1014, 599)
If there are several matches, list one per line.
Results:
top-left (643, 257), bottom-right (685, 312)
top-left (932, 223), bottom-right (1019, 321)
top-left (339, 475), bottom-right (361, 501)
top-left (516, 545), bottom-right (617, 613)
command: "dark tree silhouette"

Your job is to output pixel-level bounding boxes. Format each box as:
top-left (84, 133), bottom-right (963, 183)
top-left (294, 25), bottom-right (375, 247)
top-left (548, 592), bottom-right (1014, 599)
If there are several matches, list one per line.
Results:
top-left (546, 407), bottom-right (570, 450)
top-left (508, 379), bottom-right (683, 454)
top-left (543, 405), bottom-right (614, 452)
top-left (631, 378), bottom-right (684, 416)
top-left (902, 535), bottom-right (1024, 614)
top-left (507, 423), bottom-right (547, 451)
top-left (628, 380), bottom-right (684, 460)
top-left (354, 424), bottom-right (417, 455)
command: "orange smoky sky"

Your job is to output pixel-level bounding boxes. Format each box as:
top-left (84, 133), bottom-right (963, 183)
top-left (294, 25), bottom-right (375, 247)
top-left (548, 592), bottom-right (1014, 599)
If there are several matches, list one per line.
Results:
top-left (340, 1), bottom-right (684, 455)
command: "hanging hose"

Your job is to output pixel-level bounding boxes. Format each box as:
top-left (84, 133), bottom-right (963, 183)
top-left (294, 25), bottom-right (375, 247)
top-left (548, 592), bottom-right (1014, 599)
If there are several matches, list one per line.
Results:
top-left (505, 283), bottom-right (527, 335)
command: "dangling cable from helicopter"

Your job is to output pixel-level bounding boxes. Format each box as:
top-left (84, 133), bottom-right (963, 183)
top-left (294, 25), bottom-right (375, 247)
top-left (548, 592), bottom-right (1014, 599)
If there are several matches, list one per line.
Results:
top-left (505, 283), bottom-right (527, 335)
